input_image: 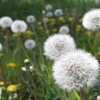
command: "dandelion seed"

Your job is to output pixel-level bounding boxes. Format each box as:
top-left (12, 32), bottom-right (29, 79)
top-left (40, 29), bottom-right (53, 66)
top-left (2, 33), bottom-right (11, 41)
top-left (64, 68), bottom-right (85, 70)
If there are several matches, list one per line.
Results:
top-left (53, 49), bottom-right (99, 91)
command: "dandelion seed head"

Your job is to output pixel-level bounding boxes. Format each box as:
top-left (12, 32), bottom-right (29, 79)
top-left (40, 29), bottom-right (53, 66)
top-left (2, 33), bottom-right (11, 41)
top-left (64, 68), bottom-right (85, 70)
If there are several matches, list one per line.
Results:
top-left (26, 15), bottom-right (36, 23)
top-left (0, 16), bottom-right (13, 28)
top-left (83, 9), bottom-right (100, 31)
top-left (54, 9), bottom-right (63, 17)
top-left (44, 34), bottom-right (76, 60)
top-left (24, 39), bottom-right (36, 50)
top-left (59, 26), bottom-right (70, 34)
top-left (45, 4), bottom-right (52, 11)
top-left (11, 20), bottom-right (27, 33)
top-left (46, 12), bottom-right (53, 18)
top-left (53, 50), bottom-right (99, 91)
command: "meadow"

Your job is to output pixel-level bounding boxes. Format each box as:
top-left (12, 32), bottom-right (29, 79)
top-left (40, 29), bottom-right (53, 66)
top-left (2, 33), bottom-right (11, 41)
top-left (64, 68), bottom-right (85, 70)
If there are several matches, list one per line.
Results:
top-left (0, 0), bottom-right (100, 100)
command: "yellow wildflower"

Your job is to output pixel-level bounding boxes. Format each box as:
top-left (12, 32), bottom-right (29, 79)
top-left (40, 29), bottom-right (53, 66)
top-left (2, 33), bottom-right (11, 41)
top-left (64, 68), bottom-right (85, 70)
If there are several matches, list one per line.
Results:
top-left (95, 52), bottom-right (100, 60)
top-left (7, 62), bottom-right (16, 68)
top-left (49, 18), bottom-right (56, 23)
top-left (39, 26), bottom-right (43, 30)
top-left (24, 30), bottom-right (33, 36)
top-left (58, 16), bottom-right (65, 22)
top-left (75, 25), bottom-right (82, 31)
top-left (68, 17), bottom-right (74, 22)
top-left (3, 35), bottom-right (8, 39)
top-left (12, 33), bottom-right (21, 38)
top-left (0, 81), bottom-right (5, 86)
top-left (52, 28), bottom-right (57, 32)
top-left (37, 21), bottom-right (42, 26)
top-left (85, 30), bottom-right (92, 36)
top-left (7, 84), bottom-right (17, 92)
top-left (78, 18), bottom-right (83, 23)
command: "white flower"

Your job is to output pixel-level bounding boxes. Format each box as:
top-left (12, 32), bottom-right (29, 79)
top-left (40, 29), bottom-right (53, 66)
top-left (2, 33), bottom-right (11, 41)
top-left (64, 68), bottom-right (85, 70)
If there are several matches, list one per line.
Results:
top-left (44, 34), bottom-right (76, 60)
top-left (0, 43), bottom-right (3, 51)
top-left (42, 17), bottom-right (48, 23)
top-left (21, 67), bottom-right (27, 72)
top-left (11, 20), bottom-right (27, 33)
top-left (54, 9), bottom-right (63, 17)
top-left (24, 39), bottom-right (36, 50)
top-left (82, 9), bottom-right (100, 31)
top-left (97, 96), bottom-right (100, 100)
top-left (26, 15), bottom-right (36, 23)
top-left (46, 12), bottom-right (53, 18)
top-left (53, 49), bottom-right (99, 91)
top-left (24, 59), bottom-right (30, 64)
top-left (29, 66), bottom-right (34, 72)
top-left (59, 26), bottom-right (70, 34)
top-left (95, 0), bottom-right (100, 4)
top-left (45, 4), bottom-right (52, 11)
top-left (0, 16), bottom-right (13, 28)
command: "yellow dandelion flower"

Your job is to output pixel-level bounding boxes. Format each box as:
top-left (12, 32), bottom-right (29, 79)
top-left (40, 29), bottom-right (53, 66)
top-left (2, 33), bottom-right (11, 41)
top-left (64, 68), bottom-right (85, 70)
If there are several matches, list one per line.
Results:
top-left (7, 84), bottom-right (17, 92)
top-left (37, 21), bottom-right (42, 26)
top-left (68, 17), bottom-right (74, 22)
top-left (7, 62), bottom-right (16, 68)
top-left (49, 18), bottom-right (56, 23)
top-left (58, 16), bottom-right (65, 22)
top-left (39, 26), bottom-right (43, 30)
top-left (24, 30), bottom-right (33, 35)
top-left (85, 30), bottom-right (92, 36)
top-left (12, 33), bottom-right (21, 38)
top-left (52, 28), bottom-right (57, 32)
top-left (0, 81), bottom-right (5, 86)
top-left (3, 35), bottom-right (8, 39)
top-left (79, 18), bottom-right (83, 23)
top-left (95, 52), bottom-right (100, 60)
top-left (45, 30), bottom-right (50, 34)
top-left (75, 25), bottom-right (82, 31)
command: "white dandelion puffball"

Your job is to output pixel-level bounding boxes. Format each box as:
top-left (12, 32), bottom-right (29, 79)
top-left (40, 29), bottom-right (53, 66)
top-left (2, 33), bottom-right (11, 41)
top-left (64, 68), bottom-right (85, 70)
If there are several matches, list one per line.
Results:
top-left (46, 12), bottom-right (53, 18)
top-left (95, 0), bottom-right (100, 4)
top-left (11, 20), bottom-right (27, 33)
top-left (82, 9), bottom-right (100, 31)
top-left (0, 43), bottom-right (3, 51)
top-left (59, 26), bottom-right (70, 34)
top-left (0, 16), bottom-right (13, 28)
top-left (44, 34), bottom-right (76, 60)
top-left (42, 17), bottom-right (49, 23)
top-left (24, 39), bottom-right (36, 50)
top-left (26, 15), bottom-right (36, 23)
top-left (45, 4), bottom-right (52, 11)
top-left (53, 50), bottom-right (99, 91)
top-left (54, 9), bottom-right (63, 17)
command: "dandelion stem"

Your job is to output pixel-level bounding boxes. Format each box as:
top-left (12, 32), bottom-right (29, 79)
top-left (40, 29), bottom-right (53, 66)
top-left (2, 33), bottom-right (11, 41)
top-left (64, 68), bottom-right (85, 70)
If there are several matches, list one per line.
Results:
top-left (18, 34), bottom-right (21, 82)
top-left (80, 87), bottom-right (86, 100)
top-left (29, 71), bottom-right (37, 100)
top-left (63, 90), bottom-right (67, 100)
top-left (0, 63), bottom-right (7, 87)
top-left (5, 31), bottom-right (8, 61)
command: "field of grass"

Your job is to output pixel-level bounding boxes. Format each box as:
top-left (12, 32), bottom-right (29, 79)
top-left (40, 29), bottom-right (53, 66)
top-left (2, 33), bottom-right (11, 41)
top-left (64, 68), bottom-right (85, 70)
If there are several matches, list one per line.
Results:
top-left (0, 0), bottom-right (100, 100)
